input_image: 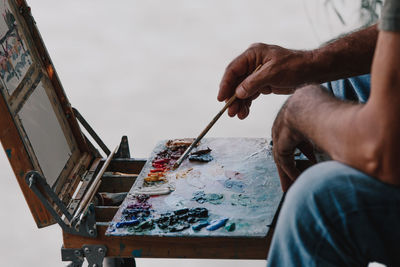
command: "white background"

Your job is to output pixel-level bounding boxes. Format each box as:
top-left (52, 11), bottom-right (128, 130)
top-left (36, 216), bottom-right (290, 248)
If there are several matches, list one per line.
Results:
top-left (0, 0), bottom-right (375, 266)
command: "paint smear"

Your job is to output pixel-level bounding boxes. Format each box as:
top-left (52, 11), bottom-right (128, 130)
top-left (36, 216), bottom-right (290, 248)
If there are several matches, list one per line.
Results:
top-left (219, 179), bottom-right (246, 193)
top-left (175, 167), bottom-right (193, 179)
top-left (225, 170), bottom-right (244, 180)
top-left (192, 191), bottom-right (224, 205)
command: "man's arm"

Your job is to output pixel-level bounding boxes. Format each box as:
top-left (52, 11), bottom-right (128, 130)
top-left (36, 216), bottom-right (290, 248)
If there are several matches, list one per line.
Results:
top-left (276, 30), bottom-right (400, 186)
top-left (310, 24), bottom-right (377, 83)
top-left (218, 25), bottom-right (378, 119)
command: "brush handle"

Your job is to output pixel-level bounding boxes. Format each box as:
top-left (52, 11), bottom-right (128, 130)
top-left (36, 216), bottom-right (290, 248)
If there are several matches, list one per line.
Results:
top-left (173, 94), bottom-right (236, 169)
top-left (173, 64), bottom-right (262, 169)
top-left (71, 145), bottom-right (119, 224)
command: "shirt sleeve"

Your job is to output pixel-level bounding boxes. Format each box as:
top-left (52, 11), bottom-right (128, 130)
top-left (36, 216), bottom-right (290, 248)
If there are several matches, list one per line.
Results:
top-left (380, 0), bottom-right (400, 31)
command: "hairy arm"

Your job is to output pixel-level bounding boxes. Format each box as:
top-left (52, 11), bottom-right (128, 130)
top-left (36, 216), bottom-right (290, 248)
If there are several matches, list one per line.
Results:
top-left (310, 24), bottom-right (377, 83)
top-left (283, 30), bottom-right (400, 185)
top-left (218, 25), bottom-right (378, 119)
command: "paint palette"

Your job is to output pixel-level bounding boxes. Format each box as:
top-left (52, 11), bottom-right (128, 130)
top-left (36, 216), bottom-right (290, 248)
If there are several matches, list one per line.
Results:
top-left (107, 137), bottom-right (283, 237)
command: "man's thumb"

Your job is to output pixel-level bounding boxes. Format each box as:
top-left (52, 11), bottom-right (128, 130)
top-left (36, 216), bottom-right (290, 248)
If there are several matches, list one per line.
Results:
top-left (236, 82), bottom-right (251, 99)
top-left (235, 69), bottom-right (263, 99)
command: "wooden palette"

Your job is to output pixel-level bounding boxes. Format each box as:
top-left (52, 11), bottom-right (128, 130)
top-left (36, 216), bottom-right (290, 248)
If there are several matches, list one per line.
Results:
top-left (107, 137), bottom-right (283, 238)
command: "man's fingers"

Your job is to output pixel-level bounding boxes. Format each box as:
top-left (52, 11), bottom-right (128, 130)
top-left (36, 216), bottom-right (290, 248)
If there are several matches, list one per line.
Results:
top-left (227, 99), bottom-right (252, 119)
top-left (250, 92), bottom-right (261, 100)
top-left (259, 87), bottom-right (272, 95)
top-left (272, 140), bottom-right (301, 181)
top-left (236, 65), bottom-right (267, 99)
top-left (276, 165), bottom-right (293, 192)
top-left (227, 100), bottom-right (240, 117)
top-left (218, 54), bottom-right (253, 102)
top-left (237, 101), bottom-right (250, 120)
top-left (297, 140), bottom-right (317, 163)
top-left (278, 154), bottom-right (301, 181)
top-left (271, 88), bottom-right (296, 95)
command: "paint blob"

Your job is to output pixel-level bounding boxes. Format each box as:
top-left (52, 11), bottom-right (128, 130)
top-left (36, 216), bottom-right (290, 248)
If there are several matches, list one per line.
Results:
top-left (230, 194), bottom-right (258, 207)
top-left (191, 191), bottom-right (224, 205)
top-left (206, 218), bottom-right (228, 231)
top-left (220, 179), bottom-right (246, 193)
top-left (156, 207), bottom-right (209, 232)
top-left (189, 154), bottom-right (214, 162)
top-left (225, 222), bottom-right (236, 232)
top-left (189, 147), bottom-right (213, 162)
top-left (192, 220), bottom-right (210, 231)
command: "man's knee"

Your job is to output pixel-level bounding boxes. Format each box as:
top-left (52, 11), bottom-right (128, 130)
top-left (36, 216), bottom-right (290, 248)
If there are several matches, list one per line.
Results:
top-left (282, 161), bottom-right (360, 221)
top-left (288, 161), bottom-right (349, 201)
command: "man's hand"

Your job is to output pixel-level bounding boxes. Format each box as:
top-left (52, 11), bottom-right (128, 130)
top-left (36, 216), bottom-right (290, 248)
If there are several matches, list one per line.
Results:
top-left (218, 25), bottom-right (377, 120)
top-left (272, 99), bottom-right (316, 191)
top-left (218, 43), bottom-right (313, 119)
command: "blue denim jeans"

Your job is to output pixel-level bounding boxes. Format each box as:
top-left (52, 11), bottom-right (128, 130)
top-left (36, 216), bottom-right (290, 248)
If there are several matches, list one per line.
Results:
top-left (323, 74), bottom-right (371, 103)
top-left (267, 75), bottom-right (400, 266)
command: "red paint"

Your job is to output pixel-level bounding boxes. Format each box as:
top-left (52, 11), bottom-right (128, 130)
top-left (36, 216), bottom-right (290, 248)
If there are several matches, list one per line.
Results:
top-left (153, 158), bottom-right (170, 164)
top-left (152, 163), bottom-right (165, 168)
top-left (150, 168), bottom-right (165, 173)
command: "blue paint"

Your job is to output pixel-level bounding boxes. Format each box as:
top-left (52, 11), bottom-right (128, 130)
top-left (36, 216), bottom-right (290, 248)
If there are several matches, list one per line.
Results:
top-left (116, 218), bottom-right (140, 228)
top-left (222, 179), bottom-right (245, 193)
top-left (206, 218), bottom-right (228, 231)
top-left (5, 149), bottom-right (11, 159)
top-left (192, 220), bottom-right (209, 231)
top-left (132, 249), bottom-right (142, 257)
top-left (189, 154), bottom-right (213, 162)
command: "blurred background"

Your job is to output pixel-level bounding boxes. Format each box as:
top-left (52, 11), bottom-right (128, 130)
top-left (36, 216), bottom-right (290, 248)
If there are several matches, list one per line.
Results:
top-left (0, 0), bottom-right (381, 266)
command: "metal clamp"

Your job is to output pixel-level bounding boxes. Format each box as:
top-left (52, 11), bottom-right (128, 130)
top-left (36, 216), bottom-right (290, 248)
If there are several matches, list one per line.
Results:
top-left (83, 244), bottom-right (107, 267)
top-left (61, 246), bottom-right (84, 267)
top-left (25, 171), bottom-right (97, 237)
top-left (62, 245), bottom-right (107, 267)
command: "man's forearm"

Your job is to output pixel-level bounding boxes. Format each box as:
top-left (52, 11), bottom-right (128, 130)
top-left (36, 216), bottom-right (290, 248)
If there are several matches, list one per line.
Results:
top-left (284, 86), bottom-right (377, 178)
top-left (307, 25), bottom-right (378, 84)
top-left (282, 29), bottom-right (400, 186)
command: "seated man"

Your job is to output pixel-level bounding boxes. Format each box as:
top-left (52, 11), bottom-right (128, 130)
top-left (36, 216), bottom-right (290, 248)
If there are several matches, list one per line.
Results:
top-left (218, 1), bottom-right (400, 266)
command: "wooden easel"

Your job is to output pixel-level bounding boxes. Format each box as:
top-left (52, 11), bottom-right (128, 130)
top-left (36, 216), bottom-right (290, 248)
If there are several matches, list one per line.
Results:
top-left (0, 1), bottom-right (283, 266)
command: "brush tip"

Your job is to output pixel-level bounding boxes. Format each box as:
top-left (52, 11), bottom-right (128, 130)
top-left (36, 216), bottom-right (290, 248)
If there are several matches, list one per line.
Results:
top-left (172, 163), bottom-right (179, 170)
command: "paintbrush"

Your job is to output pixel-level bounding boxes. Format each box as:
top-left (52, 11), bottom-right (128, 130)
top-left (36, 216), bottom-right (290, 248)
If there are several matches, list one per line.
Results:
top-left (172, 64), bottom-right (263, 170)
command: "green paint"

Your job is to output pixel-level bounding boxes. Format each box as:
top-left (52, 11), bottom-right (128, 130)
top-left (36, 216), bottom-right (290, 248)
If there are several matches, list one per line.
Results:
top-left (5, 148), bottom-right (11, 159)
top-left (192, 191), bottom-right (224, 205)
top-left (127, 220), bottom-right (154, 233)
top-left (231, 194), bottom-right (257, 207)
top-left (205, 193), bottom-right (224, 204)
top-left (19, 171), bottom-right (24, 177)
top-left (225, 222), bottom-right (236, 232)
top-left (132, 249), bottom-right (142, 257)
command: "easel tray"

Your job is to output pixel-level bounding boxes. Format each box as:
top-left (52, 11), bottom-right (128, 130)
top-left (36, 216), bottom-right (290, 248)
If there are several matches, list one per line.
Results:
top-left (107, 137), bottom-right (283, 238)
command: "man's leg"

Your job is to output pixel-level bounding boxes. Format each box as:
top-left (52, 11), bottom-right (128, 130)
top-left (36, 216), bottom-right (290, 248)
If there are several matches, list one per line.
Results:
top-left (267, 161), bottom-right (400, 267)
